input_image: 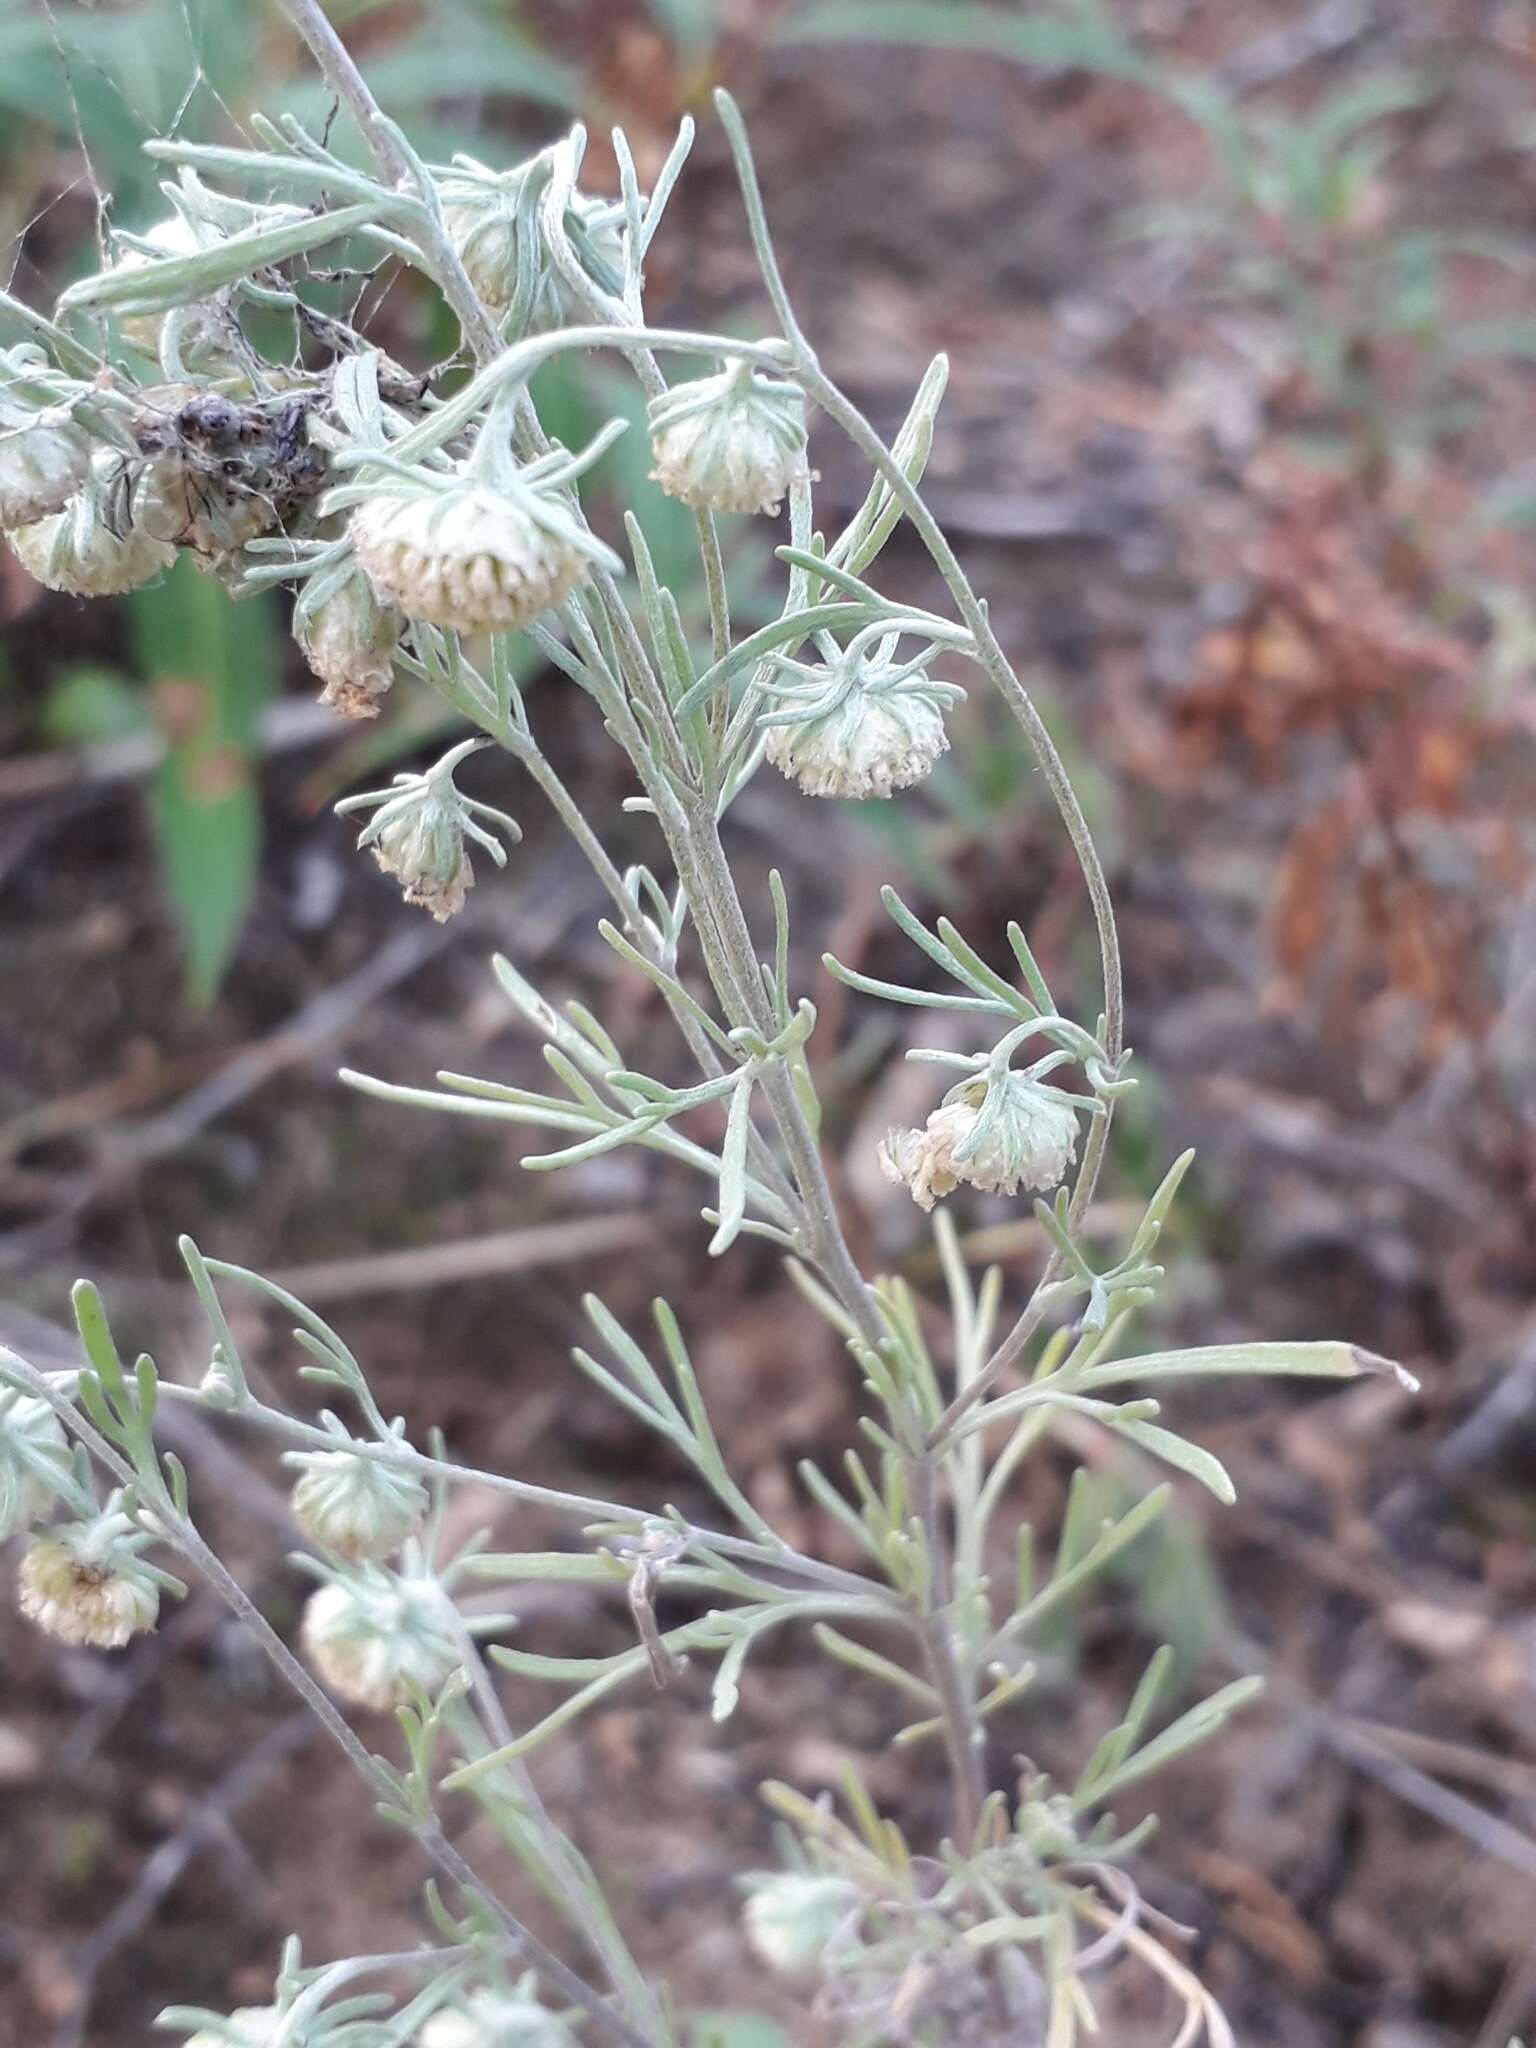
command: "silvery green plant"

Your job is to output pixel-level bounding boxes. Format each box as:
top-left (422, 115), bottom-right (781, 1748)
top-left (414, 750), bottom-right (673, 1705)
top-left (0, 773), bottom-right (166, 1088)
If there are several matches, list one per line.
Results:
top-left (0, 8), bottom-right (1417, 2044)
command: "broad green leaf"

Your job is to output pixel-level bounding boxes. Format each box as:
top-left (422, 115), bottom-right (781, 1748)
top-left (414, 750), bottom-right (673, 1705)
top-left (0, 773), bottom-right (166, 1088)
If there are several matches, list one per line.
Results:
top-left (131, 560), bottom-right (276, 1007)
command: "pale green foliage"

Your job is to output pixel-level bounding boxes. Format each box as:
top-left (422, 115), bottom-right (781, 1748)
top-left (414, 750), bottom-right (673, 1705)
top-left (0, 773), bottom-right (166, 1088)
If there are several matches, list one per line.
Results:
top-left (0, 18), bottom-right (1415, 2048)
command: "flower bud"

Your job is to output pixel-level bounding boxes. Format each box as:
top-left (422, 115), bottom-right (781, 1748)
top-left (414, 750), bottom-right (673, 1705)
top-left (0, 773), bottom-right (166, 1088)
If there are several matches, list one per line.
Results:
top-left (349, 476), bottom-right (594, 637)
top-left (8, 465), bottom-right (174, 596)
top-left (288, 1447), bottom-right (428, 1563)
top-left (649, 362), bottom-right (807, 517)
top-left (295, 568), bottom-right (400, 720)
top-left (112, 215), bottom-right (229, 363)
top-left (300, 1564), bottom-right (463, 1711)
top-left (0, 1388), bottom-right (70, 1540)
top-left (418, 1982), bottom-right (575, 2048)
top-left (880, 1071), bottom-right (1082, 1212)
top-left (0, 417), bottom-right (90, 531)
top-left (760, 632), bottom-right (963, 800)
top-left (335, 739), bottom-right (521, 923)
top-left (743, 1873), bottom-right (857, 1975)
top-left (18, 1513), bottom-right (160, 1649)
top-left (438, 153), bottom-right (624, 330)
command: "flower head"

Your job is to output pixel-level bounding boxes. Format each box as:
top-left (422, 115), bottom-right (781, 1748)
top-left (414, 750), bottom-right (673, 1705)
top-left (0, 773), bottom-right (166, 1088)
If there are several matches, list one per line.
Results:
top-left (288, 1444), bottom-right (428, 1563)
top-left (346, 425), bottom-right (623, 641)
top-left (648, 360), bottom-right (808, 517)
top-left (0, 417), bottom-right (90, 531)
top-left (335, 738), bottom-right (521, 922)
top-left (295, 566), bottom-right (400, 720)
top-left (743, 1873), bottom-right (858, 1975)
top-left (418, 1981), bottom-right (575, 2048)
top-left (18, 1504), bottom-right (162, 1648)
top-left (110, 212), bottom-right (238, 366)
top-left (300, 1559), bottom-right (464, 1712)
top-left (436, 150), bottom-right (624, 330)
top-left (0, 1387), bottom-right (71, 1540)
top-left (760, 630), bottom-right (964, 799)
top-left (880, 1068), bottom-right (1083, 1211)
top-left (8, 459), bottom-right (174, 596)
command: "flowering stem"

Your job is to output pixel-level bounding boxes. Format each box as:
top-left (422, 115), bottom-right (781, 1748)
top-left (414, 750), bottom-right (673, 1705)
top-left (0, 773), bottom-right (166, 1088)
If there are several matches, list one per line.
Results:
top-left (5, 1351), bottom-right (661, 2048)
top-left (273, 0), bottom-right (504, 366)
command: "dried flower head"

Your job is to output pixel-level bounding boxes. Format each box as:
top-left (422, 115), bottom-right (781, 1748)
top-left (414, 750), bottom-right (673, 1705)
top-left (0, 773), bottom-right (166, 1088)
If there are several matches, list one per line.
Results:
top-left (8, 462), bottom-right (175, 596)
top-left (335, 738), bottom-right (521, 922)
top-left (18, 1506), bottom-right (162, 1648)
top-left (294, 565), bottom-right (401, 719)
top-left (760, 630), bottom-right (964, 799)
top-left (288, 1445), bottom-right (428, 1563)
top-left (437, 151), bottom-right (624, 329)
top-left (649, 360), bottom-right (808, 516)
top-left (880, 1068), bottom-right (1083, 1211)
top-left (417, 1980), bottom-right (575, 2048)
top-left (0, 1387), bottom-right (71, 1540)
top-left (743, 1873), bottom-right (859, 1975)
top-left (300, 1562), bottom-right (463, 1712)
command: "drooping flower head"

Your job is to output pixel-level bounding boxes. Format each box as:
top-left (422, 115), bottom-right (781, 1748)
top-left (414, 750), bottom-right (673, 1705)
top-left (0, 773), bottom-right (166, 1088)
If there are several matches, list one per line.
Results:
top-left (299, 1557), bottom-right (464, 1712)
top-left (287, 1441), bottom-right (428, 1563)
top-left (294, 562), bottom-right (401, 720)
top-left (760, 628), bottom-right (965, 800)
top-left (335, 738), bottom-right (521, 922)
top-left (880, 1058), bottom-right (1086, 1212)
top-left (18, 1498), bottom-right (166, 1648)
top-left (338, 417), bottom-right (623, 639)
top-left (649, 359), bottom-right (808, 517)
top-left (435, 147), bottom-right (625, 331)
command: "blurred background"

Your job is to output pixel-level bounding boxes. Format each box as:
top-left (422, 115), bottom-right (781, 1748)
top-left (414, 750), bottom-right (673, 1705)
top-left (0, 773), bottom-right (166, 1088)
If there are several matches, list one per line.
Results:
top-left (3, 2), bottom-right (1536, 2044)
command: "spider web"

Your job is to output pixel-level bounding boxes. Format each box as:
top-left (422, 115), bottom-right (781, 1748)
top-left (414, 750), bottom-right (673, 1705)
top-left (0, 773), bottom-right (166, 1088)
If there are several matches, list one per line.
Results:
top-left (4, 0), bottom-right (390, 374)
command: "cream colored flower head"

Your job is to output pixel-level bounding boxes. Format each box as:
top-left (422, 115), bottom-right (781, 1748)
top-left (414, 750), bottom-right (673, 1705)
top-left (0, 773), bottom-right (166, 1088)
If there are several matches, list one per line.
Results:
top-left (335, 737), bottom-right (521, 923)
top-left (300, 1561), bottom-right (463, 1712)
top-left (760, 628), bottom-right (965, 800)
top-left (18, 1505), bottom-right (163, 1649)
top-left (881, 1065), bottom-right (1084, 1211)
top-left (287, 1443), bottom-right (428, 1563)
top-left (649, 359), bottom-right (808, 517)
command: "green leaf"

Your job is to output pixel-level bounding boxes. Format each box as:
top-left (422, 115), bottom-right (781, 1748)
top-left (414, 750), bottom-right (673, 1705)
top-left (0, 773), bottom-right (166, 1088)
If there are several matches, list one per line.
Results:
top-left (1079, 1339), bottom-right (1415, 1393)
top-left (131, 559), bottom-right (276, 1008)
top-left (1101, 1414), bottom-right (1236, 1504)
